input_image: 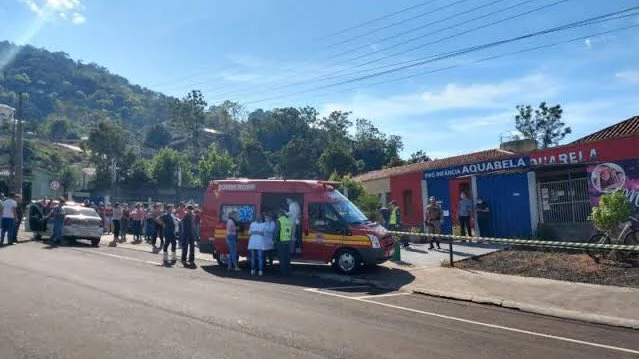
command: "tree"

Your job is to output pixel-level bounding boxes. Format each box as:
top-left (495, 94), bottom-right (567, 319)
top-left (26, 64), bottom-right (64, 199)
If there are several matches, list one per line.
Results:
top-left (277, 137), bottom-right (319, 179)
top-left (515, 102), bottom-right (571, 148)
top-left (122, 158), bottom-right (152, 187)
top-left (590, 190), bottom-right (633, 234)
top-left (319, 145), bottom-right (357, 178)
top-left (148, 148), bottom-right (195, 188)
top-left (86, 119), bottom-right (126, 189)
top-left (144, 124), bottom-right (172, 149)
top-left (407, 150), bottom-right (431, 164)
top-left (237, 139), bottom-right (273, 178)
top-left (58, 165), bottom-right (77, 195)
top-left (385, 135), bottom-right (404, 165)
top-left (330, 173), bottom-right (380, 220)
top-left (170, 90), bottom-right (207, 155)
top-left (352, 119), bottom-right (387, 172)
top-left (40, 115), bottom-right (78, 140)
top-left (197, 145), bottom-right (235, 184)
top-left (318, 111), bottom-right (353, 146)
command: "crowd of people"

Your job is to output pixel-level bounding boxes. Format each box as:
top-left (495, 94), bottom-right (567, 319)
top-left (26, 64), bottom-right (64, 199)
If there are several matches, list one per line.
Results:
top-left (378, 193), bottom-right (491, 251)
top-left (225, 207), bottom-right (293, 276)
top-left (94, 201), bottom-right (202, 266)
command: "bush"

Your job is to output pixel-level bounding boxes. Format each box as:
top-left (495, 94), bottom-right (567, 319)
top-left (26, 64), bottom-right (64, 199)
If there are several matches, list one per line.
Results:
top-left (590, 190), bottom-right (633, 234)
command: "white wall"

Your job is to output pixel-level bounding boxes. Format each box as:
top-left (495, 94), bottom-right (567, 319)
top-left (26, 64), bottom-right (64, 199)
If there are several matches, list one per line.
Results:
top-left (360, 177), bottom-right (391, 205)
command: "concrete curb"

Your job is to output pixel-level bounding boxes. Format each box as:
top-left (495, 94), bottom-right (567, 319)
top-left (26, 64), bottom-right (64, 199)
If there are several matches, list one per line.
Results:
top-left (409, 288), bottom-right (639, 330)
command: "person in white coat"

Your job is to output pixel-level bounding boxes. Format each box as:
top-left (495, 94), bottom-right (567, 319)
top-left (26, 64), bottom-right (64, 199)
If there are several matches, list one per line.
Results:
top-left (247, 213), bottom-right (265, 276)
top-left (286, 198), bottom-right (301, 254)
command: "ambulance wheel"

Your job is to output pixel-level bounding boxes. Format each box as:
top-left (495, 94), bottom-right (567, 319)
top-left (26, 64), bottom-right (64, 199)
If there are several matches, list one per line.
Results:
top-left (333, 249), bottom-right (360, 275)
top-left (91, 238), bottom-right (100, 247)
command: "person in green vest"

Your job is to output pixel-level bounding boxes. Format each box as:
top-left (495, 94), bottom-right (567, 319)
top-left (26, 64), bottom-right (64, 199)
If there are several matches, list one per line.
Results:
top-left (274, 209), bottom-right (292, 275)
top-left (389, 200), bottom-right (401, 231)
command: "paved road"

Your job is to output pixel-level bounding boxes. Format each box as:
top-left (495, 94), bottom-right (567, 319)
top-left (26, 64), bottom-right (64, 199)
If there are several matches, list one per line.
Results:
top-left (0, 241), bottom-right (637, 359)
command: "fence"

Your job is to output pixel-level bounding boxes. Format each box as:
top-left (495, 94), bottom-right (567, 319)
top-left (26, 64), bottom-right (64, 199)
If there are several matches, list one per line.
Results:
top-left (387, 230), bottom-right (639, 267)
top-left (537, 177), bottom-right (591, 224)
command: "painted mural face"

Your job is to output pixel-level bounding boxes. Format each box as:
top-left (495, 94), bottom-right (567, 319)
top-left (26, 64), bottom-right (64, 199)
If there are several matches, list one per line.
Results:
top-left (591, 163), bottom-right (625, 193)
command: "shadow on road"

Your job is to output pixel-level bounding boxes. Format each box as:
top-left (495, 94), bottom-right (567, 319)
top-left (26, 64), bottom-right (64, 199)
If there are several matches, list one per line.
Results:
top-left (200, 260), bottom-right (416, 290)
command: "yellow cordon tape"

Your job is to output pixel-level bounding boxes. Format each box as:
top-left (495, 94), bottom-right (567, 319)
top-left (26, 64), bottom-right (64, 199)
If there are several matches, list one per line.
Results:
top-left (387, 231), bottom-right (639, 252)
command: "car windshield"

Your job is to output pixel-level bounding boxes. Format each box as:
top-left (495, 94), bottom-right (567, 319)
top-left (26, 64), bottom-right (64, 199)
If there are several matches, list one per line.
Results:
top-left (329, 191), bottom-right (370, 225)
top-left (64, 206), bottom-right (99, 217)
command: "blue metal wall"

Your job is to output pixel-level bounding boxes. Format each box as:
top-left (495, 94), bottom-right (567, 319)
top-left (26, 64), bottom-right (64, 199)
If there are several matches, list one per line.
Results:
top-left (426, 177), bottom-right (453, 234)
top-left (476, 172), bottom-right (532, 238)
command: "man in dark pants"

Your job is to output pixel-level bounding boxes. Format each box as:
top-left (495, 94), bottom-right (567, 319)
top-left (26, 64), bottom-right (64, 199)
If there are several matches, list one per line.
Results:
top-left (110, 203), bottom-right (121, 247)
top-left (458, 192), bottom-right (473, 239)
top-left (379, 205), bottom-right (390, 229)
top-left (181, 205), bottom-right (196, 266)
top-left (158, 204), bottom-right (177, 264)
top-left (274, 209), bottom-right (292, 275)
top-left (476, 197), bottom-right (490, 238)
top-left (10, 194), bottom-right (23, 244)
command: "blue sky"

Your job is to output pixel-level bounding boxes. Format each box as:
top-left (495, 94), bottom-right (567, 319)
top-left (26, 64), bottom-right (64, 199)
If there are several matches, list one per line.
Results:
top-left (1, 0), bottom-right (639, 159)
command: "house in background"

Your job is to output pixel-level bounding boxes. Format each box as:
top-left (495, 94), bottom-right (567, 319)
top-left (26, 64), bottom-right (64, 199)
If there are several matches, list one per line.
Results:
top-left (0, 104), bottom-right (15, 128)
top-left (354, 114), bottom-right (639, 241)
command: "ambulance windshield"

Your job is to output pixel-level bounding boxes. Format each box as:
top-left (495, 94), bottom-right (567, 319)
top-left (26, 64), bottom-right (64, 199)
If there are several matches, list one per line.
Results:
top-left (329, 191), bottom-right (370, 225)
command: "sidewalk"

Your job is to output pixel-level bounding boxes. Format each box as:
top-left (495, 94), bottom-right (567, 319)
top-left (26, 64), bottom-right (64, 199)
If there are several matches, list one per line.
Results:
top-left (350, 264), bottom-right (639, 329)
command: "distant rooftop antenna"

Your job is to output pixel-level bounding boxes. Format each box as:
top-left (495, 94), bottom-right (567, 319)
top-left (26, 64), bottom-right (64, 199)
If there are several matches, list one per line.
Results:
top-left (499, 130), bottom-right (521, 144)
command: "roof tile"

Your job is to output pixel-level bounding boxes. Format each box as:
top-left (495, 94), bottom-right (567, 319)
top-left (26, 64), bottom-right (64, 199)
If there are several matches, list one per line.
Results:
top-left (572, 115), bottom-right (639, 144)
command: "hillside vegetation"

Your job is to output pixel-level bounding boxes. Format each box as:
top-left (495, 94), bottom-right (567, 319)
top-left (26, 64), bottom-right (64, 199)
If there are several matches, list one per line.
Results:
top-left (1, 41), bottom-right (423, 201)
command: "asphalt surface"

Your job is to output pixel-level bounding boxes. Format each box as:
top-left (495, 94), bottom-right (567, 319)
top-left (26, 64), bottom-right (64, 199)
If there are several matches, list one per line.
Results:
top-left (1, 241), bottom-right (638, 359)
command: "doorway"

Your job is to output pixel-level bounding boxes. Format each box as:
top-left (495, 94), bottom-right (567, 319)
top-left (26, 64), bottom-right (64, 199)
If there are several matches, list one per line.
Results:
top-left (261, 192), bottom-right (305, 256)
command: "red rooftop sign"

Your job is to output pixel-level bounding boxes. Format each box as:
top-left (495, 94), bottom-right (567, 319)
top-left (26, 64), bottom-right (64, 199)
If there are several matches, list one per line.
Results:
top-left (529, 136), bottom-right (639, 167)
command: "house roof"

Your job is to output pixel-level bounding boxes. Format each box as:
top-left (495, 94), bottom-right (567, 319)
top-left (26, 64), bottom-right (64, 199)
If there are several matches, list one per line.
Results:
top-left (354, 148), bottom-right (515, 182)
top-left (572, 115), bottom-right (639, 144)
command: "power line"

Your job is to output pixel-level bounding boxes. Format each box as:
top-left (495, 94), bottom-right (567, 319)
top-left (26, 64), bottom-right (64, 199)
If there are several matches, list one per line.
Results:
top-left (324, 0), bottom-right (475, 49)
top-left (164, 0), bottom-right (480, 97)
top-left (208, 0), bottom-right (567, 102)
top-left (327, 0), bottom-right (513, 60)
top-left (241, 7), bottom-right (639, 105)
top-left (324, 23), bottom-right (639, 99)
top-left (316, 0), bottom-right (444, 41)
top-left (151, 0), bottom-right (444, 92)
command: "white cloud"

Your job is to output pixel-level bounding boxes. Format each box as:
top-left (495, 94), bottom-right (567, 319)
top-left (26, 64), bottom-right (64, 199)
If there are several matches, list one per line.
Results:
top-left (71, 12), bottom-right (85, 24)
top-left (320, 74), bottom-right (557, 120)
top-left (615, 70), bottom-right (639, 84)
top-left (19, 0), bottom-right (86, 24)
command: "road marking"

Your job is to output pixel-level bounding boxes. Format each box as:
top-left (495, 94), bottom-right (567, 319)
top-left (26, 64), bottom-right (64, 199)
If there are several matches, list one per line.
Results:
top-left (354, 292), bottom-right (411, 299)
top-left (305, 287), bottom-right (639, 355)
top-left (316, 285), bottom-right (371, 291)
top-left (71, 248), bottom-right (160, 266)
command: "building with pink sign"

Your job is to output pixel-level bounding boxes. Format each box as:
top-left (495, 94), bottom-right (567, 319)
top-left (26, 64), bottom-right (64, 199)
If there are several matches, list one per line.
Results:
top-left (355, 115), bottom-right (639, 240)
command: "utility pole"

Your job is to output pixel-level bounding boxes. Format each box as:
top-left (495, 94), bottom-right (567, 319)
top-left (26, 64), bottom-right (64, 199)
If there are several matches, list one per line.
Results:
top-left (8, 103), bottom-right (16, 192)
top-left (15, 92), bottom-right (24, 197)
top-left (110, 158), bottom-right (117, 202)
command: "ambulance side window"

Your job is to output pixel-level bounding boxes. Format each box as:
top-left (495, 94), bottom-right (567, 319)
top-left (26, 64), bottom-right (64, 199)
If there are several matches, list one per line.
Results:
top-left (220, 204), bottom-right (256, 224)
top-left (308, 203), bottom-right (344, 234)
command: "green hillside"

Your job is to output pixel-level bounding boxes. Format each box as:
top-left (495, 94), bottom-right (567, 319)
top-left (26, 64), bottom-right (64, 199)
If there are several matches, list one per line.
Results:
top-left (1, 41), bottom-right (413, 197)
top-left (0, 40), bottom-right (172, 138)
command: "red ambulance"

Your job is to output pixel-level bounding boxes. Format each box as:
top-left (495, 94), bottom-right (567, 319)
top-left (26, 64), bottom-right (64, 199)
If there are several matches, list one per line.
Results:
top-left (199, 179), bottom-right (395, 274)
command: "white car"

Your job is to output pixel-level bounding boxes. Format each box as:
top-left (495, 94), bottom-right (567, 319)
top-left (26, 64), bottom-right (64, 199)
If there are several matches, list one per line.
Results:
top-left (26, 203), bottom-right (103, 247)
